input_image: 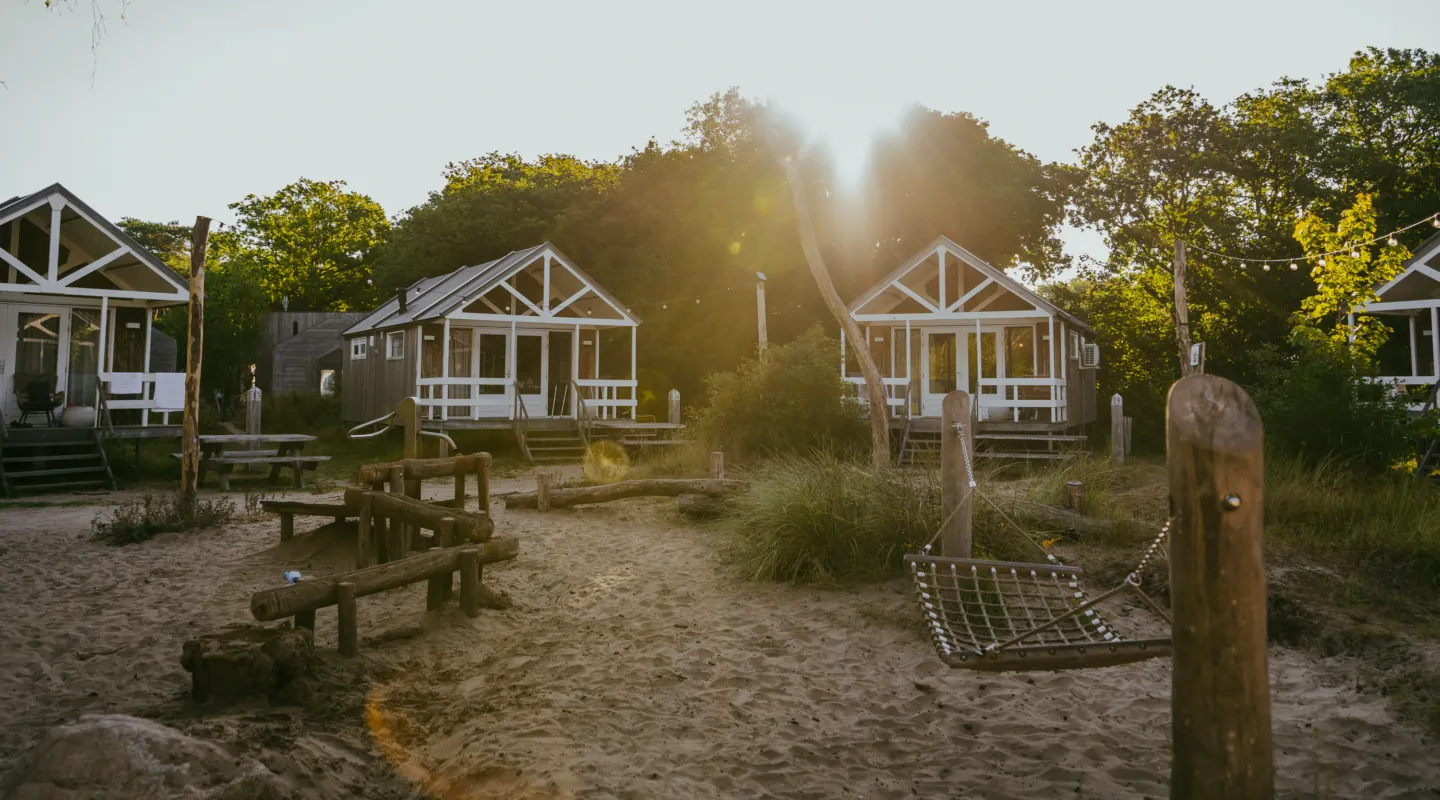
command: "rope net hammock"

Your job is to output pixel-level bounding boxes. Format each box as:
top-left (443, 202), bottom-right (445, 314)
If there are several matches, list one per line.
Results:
top-left (906, 422), bottom-right (1173, 672)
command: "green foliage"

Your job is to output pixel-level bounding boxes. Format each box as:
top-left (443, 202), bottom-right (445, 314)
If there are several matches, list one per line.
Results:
top-left (1247, 339), bottom-right (1416, 472)
top-left (261, 390), bottom-right (343, 434)
top-left (1292, 193), bottom-right (1410, 358)
top-left (91, 492), bottom-right (236, 546)
top-left (1267, 454), bottom-right (1440, 588)
top-left (693, 326), bottom-right (866, 456)
top-left (226, 178), bottom-right (388, 312)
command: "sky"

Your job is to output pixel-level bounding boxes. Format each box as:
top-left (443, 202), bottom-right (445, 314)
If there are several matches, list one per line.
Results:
top-left (3, 0), bottom-right (1439, 267)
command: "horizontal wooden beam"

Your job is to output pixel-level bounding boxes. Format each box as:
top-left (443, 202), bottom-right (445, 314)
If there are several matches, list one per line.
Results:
top-left (852, 310), bottom-right (1050, 323)
top-left (341, 488), bottom-right (492, 541)
top-left (357, 453), bottom-right (489, 483)
top-left (250, 537), bottom-right (518, 621)
top-left (506, 478), bottom-right (746, 509)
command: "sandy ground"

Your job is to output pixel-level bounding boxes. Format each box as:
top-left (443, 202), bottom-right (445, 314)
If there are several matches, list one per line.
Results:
top-left (1, 469), bottom-right (1437, 798)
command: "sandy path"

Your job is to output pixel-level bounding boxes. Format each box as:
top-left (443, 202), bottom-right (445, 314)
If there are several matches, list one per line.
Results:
top-left (0, 473), bottom-right (1437, 799)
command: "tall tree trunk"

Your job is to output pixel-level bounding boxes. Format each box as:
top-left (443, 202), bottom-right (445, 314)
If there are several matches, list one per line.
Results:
top-left (767, 136), bottom-right (890, 468)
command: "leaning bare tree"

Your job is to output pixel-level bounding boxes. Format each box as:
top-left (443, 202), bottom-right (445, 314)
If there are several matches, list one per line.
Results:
top-left (764, 122), bottom-right (891, 468)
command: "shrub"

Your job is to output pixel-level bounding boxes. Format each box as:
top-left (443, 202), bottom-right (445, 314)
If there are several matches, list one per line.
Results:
top-left (723, 452), bottom-right (1038, 583)
top-left (693, 326), bottom-right (867, 457)
top-left (261, 390), bottom-right (343, 434)
top-left (92, 492), bottom-right (236, 546)
top-left (1247, 338), bottom-right (1418, 473)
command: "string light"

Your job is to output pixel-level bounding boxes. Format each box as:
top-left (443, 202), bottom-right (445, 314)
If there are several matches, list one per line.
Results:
top-left (1184, 211), bottom-right (1439, 268)
top-left (1289, 262), bottom-right (1298, 271)
top-left (1262, 264), bottom-right (1271, 272)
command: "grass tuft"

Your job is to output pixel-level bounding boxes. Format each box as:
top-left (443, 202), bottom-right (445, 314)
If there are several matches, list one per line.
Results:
top-left (91, 492), bottom-right (236, 546)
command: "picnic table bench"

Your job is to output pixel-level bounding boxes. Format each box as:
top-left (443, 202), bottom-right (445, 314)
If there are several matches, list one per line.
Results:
top-left (173, 434), bottom-right (330, 490)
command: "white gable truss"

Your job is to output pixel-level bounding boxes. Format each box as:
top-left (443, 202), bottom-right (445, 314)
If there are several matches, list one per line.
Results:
top-left (849, 236), bottom-right (1093, 332)
top-left (345, 243), bottom-right (638, 337)
top-left (0, 183), bottom-right (189, 305)
top-left (1360, 230), bottom-right (1440, 313)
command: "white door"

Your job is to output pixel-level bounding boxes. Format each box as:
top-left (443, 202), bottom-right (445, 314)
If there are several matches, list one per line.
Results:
top-left (920, 330), bottom-right (957, 417)
top-left (514, 332), bottom-right (548, 418)
top-left (5, 305), bottom-right (70, 422)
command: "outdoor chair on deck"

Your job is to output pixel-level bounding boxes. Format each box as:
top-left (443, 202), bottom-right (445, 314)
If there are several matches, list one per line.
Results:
top-left (14, 374), bottom-right (65, 427)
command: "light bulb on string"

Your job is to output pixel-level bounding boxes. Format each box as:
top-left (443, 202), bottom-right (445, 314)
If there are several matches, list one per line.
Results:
top-left (1317, 256), bottom-right (1326, 267)
top-left (695, 298), bottom-right (700, 304)
top-left (1289, 262), bottom-right (1298, 271)
top-left (1350, 247), bottom-right (1361, 258)
top-left (1389, 235), bottom-right (1399, 247)
top-left (1433, 214), bottom-right (1440, 228)
top-left (662, 303), bottom-right (667, 310)
top-left (1263, 264), bottom-right (1271, 272)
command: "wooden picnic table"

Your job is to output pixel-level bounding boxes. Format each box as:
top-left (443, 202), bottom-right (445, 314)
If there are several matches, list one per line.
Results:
top-left (173, 434), bottom-right (330, 490)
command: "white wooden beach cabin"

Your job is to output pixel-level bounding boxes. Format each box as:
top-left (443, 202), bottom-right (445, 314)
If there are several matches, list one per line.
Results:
top-left (1357, 230), bottom-right (1440, 412)
top-left (342, 243), bottom-right (677, 461)
top-left (844, 236), bottom-right (1099, 461)
top-left (0, 183), bottom-right (191, 493)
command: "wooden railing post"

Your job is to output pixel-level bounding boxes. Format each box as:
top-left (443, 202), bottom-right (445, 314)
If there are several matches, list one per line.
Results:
top-left (1111, 393), bottom-right (1125, 465)
top-left (387, 466), bottom-right (406, 562)
top-left (537, 473), bottom-right (552, 512)
top-left (477, 453), bottom-right (491, 515)
top-left (940, 391), bottom-right (974, 558)
top-left (709, 451), bottom-right (725, 480)
top-left (1167, 375), bottom-right (1271, 798)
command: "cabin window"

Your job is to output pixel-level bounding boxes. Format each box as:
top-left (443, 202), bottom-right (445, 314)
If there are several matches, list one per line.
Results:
top-left (386, 331), bottom-right (405, 360)
top-left (68, 309), bottom-right (102, 404)
top-left (1004, 327), bottom-right (1036, 379)
top-left (1070, 332), bottom-right (1081, 360)
top-left (350, 338), bottom-right (366, 360)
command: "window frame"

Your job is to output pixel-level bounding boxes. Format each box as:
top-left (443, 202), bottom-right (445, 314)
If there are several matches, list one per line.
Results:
top-left (349, 338), bottom-right (367, 360)
top-left (385, 331), bottom-right (405, 360)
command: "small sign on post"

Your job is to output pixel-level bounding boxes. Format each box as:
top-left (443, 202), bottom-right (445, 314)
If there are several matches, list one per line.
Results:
top-left (1189, 342), bottom-right (1206, 374)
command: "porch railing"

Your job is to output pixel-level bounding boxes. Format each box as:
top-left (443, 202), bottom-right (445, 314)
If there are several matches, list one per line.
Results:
top-left (1365, 375), bottom-right (1440, 413)
top-left (414, 376), bottom-right (638, 421)
top-left (574, 379), bottom-right (637, 420)
top-left (97, 372), bottom-right (181, 428)
top-left (843, 377), bottom-right (911, 413)
top-left (845, 375), bottom-right (1069, 422)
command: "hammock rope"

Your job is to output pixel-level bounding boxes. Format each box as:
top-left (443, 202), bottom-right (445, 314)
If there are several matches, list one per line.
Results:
top-left (906, 422), bottom-right (1174, 671)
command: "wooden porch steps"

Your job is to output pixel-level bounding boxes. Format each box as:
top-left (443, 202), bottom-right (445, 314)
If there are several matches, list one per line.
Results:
top-left (0, 427), bottom-right (116, 497)
top-left (518, 424), bottom-right (588, 464)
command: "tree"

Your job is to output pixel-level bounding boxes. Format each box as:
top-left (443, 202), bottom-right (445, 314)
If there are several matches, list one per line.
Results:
top-left (226, 178), bottom-right (388, 311)
top-left (1292, 193), bottom-right (1410, 361)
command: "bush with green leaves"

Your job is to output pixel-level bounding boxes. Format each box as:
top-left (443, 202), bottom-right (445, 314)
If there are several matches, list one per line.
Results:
top-left (261, 390), bottom-right (343, 434)
top-left (693, 325), bottom-right (867, 457)
top-left (1247, 337), bottom-right (1420, 473)
top-left (92, 493), bottom-right (236, 546)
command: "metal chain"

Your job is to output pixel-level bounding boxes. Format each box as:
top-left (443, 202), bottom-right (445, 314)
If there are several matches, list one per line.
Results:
top-left (952, 422), bottom-right (977, 488)
top-left (1126, 518), bottom-right (1173, 581)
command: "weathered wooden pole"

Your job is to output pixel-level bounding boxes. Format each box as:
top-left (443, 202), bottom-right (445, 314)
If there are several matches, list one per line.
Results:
top-left (940, 390), bottom-right (974, 558)
top-left (477, 452), bottom-right (491, 514)
top-left (179, 216), bottom-right (211, 506)
top-left (1174, 239), bottom-right (1194, 379)
top-left (667, 389), bottom-right (681, 427)
top-left (356, 494), bottom-right (374, 568)
top-left (459, 548), bottom-right (481, 618)
top-left (536, 473), bottom-right (552, 512)
top-left (336, 582), bottom-right (358, 657)
top-left (1111, 393), bottom-right (1125, 465)
top-left (756, 271), bottom-right (768, 354)
top-left (1167, 374), bottom-right (1271, 798)
top-left (387, 466), bottom-right (406, 562)
top-left (709, 451), bottom-right (725, 480)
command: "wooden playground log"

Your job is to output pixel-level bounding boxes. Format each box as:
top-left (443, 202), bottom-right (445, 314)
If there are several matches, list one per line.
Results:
top-left (342, 489), bottom-right (494, 542)
top-left (250, 536), bottom-right (520, 621)
top-left (427, 518), bottom-right (455, 610)
top-left (940, 391), bottom-right (974, 558)
top-left (506, 478), bottom-right (746, 509)
top-left (459, 549), bottom-right (481, 618)
top-left (336, 582), bottom-right (357, 658)
top-left (1167, 374), bottom-right (1271, 798)
top-left (537, 473), bottom-right (552, 512)
top-left (357, 454), bottom-right (485, 485)
top-left (357, 494), bottom-right (374, 567)
top-left (709, 451), bottom-right (725, 480)
top-left (477, 453), bottom-right (491, 514)
top-left (388, 466), bottom-right (406, 562)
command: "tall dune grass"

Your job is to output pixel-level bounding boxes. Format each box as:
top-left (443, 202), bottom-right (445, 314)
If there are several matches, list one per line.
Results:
top-left (723, 452), bottom-right (1038, 583)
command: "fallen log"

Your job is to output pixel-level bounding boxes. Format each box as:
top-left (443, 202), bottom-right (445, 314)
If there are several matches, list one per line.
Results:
top-left (342, 488), bottom-right (493, 542)
top-left (250, 537), bottom-right (519, 621)
top-left (1011, 501), bottom-right (1114, 538)
top-left (677, 493), bottom-right (726, 520)
top-left (506, 478), bottom-right (746, 509)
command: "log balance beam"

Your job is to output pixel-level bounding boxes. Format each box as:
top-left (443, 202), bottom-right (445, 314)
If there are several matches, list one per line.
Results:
top-left (505, 478), bottom-right (746, 510)
top-left (358, 453), bottom-right (492, 513)
top-left (250, 535), bottom-right (519, 656)
top-left (344, 488), bottom-right (494, 568)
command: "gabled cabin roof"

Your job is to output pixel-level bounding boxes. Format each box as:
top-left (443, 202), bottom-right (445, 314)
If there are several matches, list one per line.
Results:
top-left (0, 183), bottom-right (189, 302)
top-left (848, 235), bottom-right (1095, 335)
top-left (344, 242), bottom-right (637, 336)
top-left (1368, 229), bottom-right (1440, 306)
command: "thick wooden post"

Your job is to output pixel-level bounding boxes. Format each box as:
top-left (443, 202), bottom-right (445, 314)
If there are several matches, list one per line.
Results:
top-left (1111, 393), bottom-right (1125, 465)
top-left (668, 389), bottom-right (681, 426)
top-left (1167, 375), bottom-right (1271, 798)
top-left (279, 513), bottom-right (294, 542)
top-left (459, 548), bottom-right (481, 618)
top-left (387, 466), bottom-right (406, 562)
top-left (180, 216), bottom-right (211, 505)
top-left (756, 271), bottom-right (768, 354)
top-left (356, 494), bottom-right (373, 568)
top-left (336, 582), bottom-right (357, 657)
top-left (709, 451), bottom-right (725, 480)
top-left (477, 453), bottom-right (491, 515)
top-left (245, 385), bottom-right (262, 472)
top-left (427, 518), bottom-right (455, 610)
top-left (940, 391), bottom-right (974, 558)
top-left (537, 473), bottom-right (552, 512)
top-left (1064, 481), bottom-right (1086, 511)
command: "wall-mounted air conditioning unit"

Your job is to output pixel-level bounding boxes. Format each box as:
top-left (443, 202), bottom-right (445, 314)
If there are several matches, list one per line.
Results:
top-left (1080, 343), bottom-right (1100, 369)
